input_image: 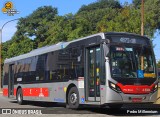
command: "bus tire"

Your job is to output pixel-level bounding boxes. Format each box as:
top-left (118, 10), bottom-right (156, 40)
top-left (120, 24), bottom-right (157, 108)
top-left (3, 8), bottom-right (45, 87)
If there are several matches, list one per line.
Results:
top-left (108, 104), bottom-right (123, 109)
top-left (66, 87), bottom-right (79, 109)
top-left (17, 88), bottom-right (24, 105)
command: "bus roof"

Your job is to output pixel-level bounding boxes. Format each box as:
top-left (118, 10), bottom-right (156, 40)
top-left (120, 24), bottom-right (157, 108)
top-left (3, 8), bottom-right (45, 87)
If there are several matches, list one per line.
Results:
top-left (4, 32), bottom-right (105, 63)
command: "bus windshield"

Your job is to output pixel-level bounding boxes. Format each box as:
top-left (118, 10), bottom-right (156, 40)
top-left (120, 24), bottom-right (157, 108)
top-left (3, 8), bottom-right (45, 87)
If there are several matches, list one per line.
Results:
top-left (110, 45), bottom-right (156, 78)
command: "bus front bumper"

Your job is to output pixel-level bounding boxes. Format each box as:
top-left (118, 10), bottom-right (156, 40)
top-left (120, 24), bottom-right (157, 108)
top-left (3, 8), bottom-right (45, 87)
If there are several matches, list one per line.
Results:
top-left (104, 87), bottom-right (158, 104)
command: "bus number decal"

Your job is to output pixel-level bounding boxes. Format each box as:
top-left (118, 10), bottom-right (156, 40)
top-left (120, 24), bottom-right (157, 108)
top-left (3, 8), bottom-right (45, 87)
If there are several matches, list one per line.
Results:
top-left (78, 77), bottom-right (84, 88)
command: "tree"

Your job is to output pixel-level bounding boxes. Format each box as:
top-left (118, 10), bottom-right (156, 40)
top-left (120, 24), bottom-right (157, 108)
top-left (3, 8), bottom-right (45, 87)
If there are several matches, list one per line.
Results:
top-left (16, 6), bottom-right (58, 47)
top-left (157, 60), bottom-right (160, 68)
top-left (96, 6), bottom-right (141, 34)
top-left (3, 38), bottom-right (34, 58)
top-left (77, 0), bottom-right (121, 13)
top-left (133, 0), bottom-right (141, 9)
top-left (144, 0), bottom-right (160, 30)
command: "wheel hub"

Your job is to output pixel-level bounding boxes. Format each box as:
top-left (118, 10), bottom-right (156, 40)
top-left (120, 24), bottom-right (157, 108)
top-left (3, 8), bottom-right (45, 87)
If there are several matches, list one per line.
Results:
top-left (70, 93), bottom-right (77, 104)
top-left (18, 93), bottom-right (21, 102)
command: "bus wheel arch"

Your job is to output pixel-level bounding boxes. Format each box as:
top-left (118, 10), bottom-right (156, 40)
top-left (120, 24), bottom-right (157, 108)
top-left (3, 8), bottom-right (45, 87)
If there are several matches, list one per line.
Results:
top-left (66, 84), bottom-right (79, 109)
top-left (16, 86), bottom-right (21, 94)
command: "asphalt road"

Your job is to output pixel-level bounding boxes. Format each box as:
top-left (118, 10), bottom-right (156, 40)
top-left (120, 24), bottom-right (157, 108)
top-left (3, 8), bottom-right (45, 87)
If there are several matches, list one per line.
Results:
top-left (0, 93), bottom-right (160, 116)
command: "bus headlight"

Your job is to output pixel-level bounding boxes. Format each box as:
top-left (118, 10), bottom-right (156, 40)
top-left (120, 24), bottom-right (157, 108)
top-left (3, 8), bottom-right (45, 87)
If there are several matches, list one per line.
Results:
top-left (151, 84), bottom-right (158, 93)
top-left (108, 81), bottom-right (122, 93)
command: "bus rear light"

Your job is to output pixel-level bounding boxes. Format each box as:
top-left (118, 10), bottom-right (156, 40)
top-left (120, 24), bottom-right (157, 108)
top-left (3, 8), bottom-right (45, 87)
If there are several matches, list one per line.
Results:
top-left (108, 81), bottom-right (122, 93)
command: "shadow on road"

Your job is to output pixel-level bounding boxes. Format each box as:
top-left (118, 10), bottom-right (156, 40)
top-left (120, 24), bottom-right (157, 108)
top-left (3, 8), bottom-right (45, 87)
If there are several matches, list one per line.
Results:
top-left (10, 100), bottom-right (160, 115)
top-left (10, 100), bottom-right (65, 107)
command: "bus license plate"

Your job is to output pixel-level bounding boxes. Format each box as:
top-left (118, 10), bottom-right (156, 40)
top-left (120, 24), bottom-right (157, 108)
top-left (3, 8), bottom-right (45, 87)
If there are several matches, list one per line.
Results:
top-left (132, 98), bottom-right (142, 102)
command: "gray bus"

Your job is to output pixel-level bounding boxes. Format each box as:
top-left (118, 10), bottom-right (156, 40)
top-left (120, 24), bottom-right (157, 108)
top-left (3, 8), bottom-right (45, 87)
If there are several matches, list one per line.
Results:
top-left (2, 32), bottom-right (158, 109)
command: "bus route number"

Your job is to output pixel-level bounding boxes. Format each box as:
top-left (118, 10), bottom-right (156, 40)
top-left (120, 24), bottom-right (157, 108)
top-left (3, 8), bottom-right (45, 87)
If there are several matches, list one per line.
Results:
top-left (120, 37), bottom-right (136, 44)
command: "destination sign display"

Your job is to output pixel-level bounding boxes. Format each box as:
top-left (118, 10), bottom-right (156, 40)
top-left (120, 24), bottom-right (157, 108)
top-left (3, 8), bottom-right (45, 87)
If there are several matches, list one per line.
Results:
top-left (106, 36), bottom-right (148, 45)
top-left (120, 37), bottom-right (136, 43)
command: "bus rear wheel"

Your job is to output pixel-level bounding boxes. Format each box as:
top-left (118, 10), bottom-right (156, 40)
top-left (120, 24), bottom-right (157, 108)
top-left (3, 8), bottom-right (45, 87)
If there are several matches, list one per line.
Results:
top-left (66, 87), bottom-right (79, 109)
top-left (17, 88), bottom-right (24, 105)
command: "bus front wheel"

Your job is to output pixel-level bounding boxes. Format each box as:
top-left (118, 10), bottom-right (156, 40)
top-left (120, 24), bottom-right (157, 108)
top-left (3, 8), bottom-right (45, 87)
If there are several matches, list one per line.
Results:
top-left (66, 87), bottom-right (79, 109)
top-left (17, 88), bottom-right (24, 105)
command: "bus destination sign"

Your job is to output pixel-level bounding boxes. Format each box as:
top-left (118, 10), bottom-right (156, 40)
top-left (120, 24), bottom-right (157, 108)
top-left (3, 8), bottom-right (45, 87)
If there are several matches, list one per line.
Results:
top-left (120, 37), bottom-right (136, 44)
top-left (108, 36), bottom-right (148, 45)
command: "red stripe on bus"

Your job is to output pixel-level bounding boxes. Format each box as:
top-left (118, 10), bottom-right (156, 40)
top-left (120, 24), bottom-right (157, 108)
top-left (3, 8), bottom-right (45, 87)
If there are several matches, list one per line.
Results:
top-left (22, 88), bottom-right (49, 97)
top-left (2, 88), bottom-right (16, 96)
top-left (3, 88), bottom-right (8, 96)
top-left (14, 88), bottom-right (17, 96)
top-left (3, 88), bottom-right (49, 97)
top-left (117, 83), bottom-right (154, 94)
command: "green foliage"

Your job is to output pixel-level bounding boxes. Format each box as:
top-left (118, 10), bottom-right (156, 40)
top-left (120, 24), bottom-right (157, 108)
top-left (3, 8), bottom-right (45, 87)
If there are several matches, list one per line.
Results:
top-left (77, 0), bottom-right (121, 13)
top-left (96, 6), bottom-right (141, 34)
top-left (7, 38), bottom-right (34, 58)
top-left (157, 61), bottom-right (160, 68)
top-left (2, 38), bottom-right (34, 61)
top-left (145, 0), bottom-right (160, 30)
top-left (16, 6), bottom-right (58, 47)
top-left (1, 0), bottom-right (160, 64)
top-left (133, 0), bottom-right (141, 9)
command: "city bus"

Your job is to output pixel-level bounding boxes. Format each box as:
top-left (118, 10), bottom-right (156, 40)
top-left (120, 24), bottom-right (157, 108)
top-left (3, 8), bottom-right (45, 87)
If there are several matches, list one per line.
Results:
top-left (2, 32), bottom-right (158, 109)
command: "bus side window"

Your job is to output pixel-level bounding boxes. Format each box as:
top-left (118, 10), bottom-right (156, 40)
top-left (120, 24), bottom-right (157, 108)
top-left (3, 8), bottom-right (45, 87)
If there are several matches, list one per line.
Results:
top-left (58, 49), bottom-right (70, 80)
top-left (36, 54), bottom-right (46, 81)
top-left (3, 64), bottom-right (9, 85)
top-left (13, 64), bottom-right (17, 83)
top-left (77, 48), bottom-right (84, 77)
top-left (17, 61), bottom-right (23, 81)
top-left (46, 51), bottom-right (59, 81)
top-left (70, 48), bottom-right (80, 79)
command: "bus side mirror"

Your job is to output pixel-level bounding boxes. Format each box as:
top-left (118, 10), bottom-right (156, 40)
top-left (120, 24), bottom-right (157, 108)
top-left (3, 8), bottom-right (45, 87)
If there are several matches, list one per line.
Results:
top-left (103, 42), bottom-right (109, 57)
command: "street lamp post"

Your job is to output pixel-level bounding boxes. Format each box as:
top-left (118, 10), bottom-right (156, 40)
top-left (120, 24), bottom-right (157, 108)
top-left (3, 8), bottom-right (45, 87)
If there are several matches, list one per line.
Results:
top-left (0, 18), bottom-right (19, 92)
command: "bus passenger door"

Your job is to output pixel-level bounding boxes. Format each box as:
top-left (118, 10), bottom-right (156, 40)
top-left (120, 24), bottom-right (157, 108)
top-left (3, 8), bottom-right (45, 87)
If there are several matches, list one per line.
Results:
top-left (85, 46), bottom-right (100, 101)
top-left (8, 64), bottom-right (14, 98)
